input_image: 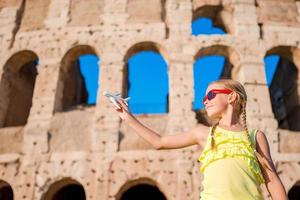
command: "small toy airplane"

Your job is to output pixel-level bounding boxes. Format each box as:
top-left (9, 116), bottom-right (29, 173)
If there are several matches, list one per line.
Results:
top-left (102, 91), bottom-right (130, 109)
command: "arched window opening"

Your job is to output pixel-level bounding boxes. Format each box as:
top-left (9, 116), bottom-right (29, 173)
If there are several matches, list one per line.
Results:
top-left (264, 47), bottom-right (299, 131)
top-left (288, 181), bottom-right (300, 200)
top-left (0, 180), bottom-right (13, 200)
top-left (124, 42), bottom-right (169, 115)
top-left (0, 50), bottom-right (38, 127)
top-left (193, 46), bottom-right (237, 125)
top-left (192, 5), bottom-right (227, 35)
top-left (120, 184), bottom-right (167, 200)
top-left (41, 178), bottom-right (86, 200)
top-left (116, 178), bottom-right (167, 200)
top-left (56, 45), bottom-right (100, 112)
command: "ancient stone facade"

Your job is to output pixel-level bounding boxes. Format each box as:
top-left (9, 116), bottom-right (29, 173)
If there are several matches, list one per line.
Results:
top-left (0, 0), bottom-right (299, 199)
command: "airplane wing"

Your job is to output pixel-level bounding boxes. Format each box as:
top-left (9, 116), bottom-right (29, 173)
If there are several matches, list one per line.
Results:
top-left (114, 93), bottom-right (121, 97)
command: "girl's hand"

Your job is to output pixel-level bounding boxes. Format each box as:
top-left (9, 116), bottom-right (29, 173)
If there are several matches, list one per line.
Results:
top-left (115, 99), bottom-right (132, 121)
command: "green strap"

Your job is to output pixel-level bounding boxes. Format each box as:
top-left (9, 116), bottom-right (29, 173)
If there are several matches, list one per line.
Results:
top-left (249, 129), bottom-right (257, 149)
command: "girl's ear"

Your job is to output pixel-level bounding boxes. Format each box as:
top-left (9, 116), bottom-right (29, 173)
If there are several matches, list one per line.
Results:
top-left (228, 92), bottom-right (238, 104)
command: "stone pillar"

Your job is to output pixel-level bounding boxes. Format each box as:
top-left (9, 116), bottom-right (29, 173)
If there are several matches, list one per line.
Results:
top-left (166, 0), bottom-right (192, 39)
top-left (0, 6), bottom-right (19, 35)
top-left (23, 59), bottom-right (61, 154)
top-left (229, 0), bottom-right (260, 38)
top-left (91, 54), bottom-right (123, 153)
top-left (44, 0), bottom-right (71, 28)
top-left (293, 47), bottom-right (300, 105)
top-left (176, 160), bottom-right (193, 200)
top-left (102, 0), bottom-right (128, 24)
top-left (298, 73), bottom-right (300, 106)
top-left (0, 62), bottom-right (10, 127)
top-left (236, 56), bottom-right (279, 154)
top-left (165, 0), bottom-right (197, 133)
top-left (166, 55), bottom-right (197, 134)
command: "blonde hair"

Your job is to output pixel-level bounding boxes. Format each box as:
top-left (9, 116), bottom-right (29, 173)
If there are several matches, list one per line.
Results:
top-left (207, 79), bottom-right (274, 174)
top-left (208, 79), bottom-right (249, 149)
top-left (209, 79), bottom-right (273, 172)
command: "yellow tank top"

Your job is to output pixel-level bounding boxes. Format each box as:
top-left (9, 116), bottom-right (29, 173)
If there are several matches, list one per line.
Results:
top-left (198, 126), bottom-right (265, 200)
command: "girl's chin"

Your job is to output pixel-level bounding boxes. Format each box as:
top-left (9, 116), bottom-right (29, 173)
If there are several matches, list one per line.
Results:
top-left (206, 112), bottom-right (221, 120)
top-left (206, 111), bottom-right (216, 117)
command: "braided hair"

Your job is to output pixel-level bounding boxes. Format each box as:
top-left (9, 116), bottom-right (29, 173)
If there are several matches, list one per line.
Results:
top-left (209, 80), bottom-right (251, 149)
top-left (208, 79), bottom-right (273, 171)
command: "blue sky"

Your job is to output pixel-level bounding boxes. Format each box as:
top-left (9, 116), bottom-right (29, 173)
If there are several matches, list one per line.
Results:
top-left (264, 55), bottom-right (280, 86)
top-left (78, 55), bottom-right (99, 104)
top-left (78, 17), bottom-right (279, 113)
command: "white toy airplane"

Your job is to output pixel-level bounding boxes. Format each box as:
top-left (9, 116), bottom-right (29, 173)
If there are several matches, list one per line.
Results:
top-left (102, 91), bottom-right (130, 109)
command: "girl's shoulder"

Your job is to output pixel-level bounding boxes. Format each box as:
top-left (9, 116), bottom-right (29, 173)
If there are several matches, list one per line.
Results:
top-left (249, 129), bottom-right (269, 150)
top-left (253, 129), bottom-right (269, 147)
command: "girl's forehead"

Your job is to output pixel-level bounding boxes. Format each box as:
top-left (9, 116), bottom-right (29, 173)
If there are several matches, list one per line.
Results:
top-left (206, 84), bottom-right (224, 93)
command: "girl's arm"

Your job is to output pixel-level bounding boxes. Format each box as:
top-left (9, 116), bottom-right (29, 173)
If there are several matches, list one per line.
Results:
top-left (256, 130), bottom-right (288, 200)
top-left (115, 99), bottom-right (209, 149)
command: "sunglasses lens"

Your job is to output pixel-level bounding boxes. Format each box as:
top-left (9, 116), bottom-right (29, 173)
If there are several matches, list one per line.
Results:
top-left (203, 91), bottom-right (214, 103)
top-left (207, 91), bottom-right (215, 100)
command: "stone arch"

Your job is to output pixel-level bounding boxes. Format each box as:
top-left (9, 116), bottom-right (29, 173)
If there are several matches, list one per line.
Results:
top-left (0, 50), bottom-right (38, 127)
top-left (124, 41), bottom-right (169, 65)
top-left (115, 178), bottom-right (167, 200)
top-left (194, 45), bottom-right (240, 72)
top-left (55, 45), bottom-right (99, 111)
top-left (0, 179), bottom-right (13, 200)
top-left (41, 178), bottom-right (86, 200)
top-left (193, 45), bottom-right (240, 125)
top-left (265, 46), bottom-right (300, 130)
top-left (266, 46), bottom-right (300, 68)
top-left (122, 41), bottom-right (169, 113)
top-left (192, 5), bottom-right (233, 34)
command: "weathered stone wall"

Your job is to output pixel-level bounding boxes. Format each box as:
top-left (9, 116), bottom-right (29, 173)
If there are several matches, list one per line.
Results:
top-left (0, 0), bottom-right (299, 199)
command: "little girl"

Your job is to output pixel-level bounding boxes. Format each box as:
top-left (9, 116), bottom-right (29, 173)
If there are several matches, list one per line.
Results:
top-left (114, 79), bottom-right (288, 200)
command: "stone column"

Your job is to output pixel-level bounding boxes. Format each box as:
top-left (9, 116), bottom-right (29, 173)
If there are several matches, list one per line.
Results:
top-left (176, 160), bottom-right (194, 200)
top-left (236, 55), bottom-right (279, 154)
top-left (102, 0), bottom-right (128, 24)
top-left (298, 73), bottom-right (300, 106)
top-left (166, 0), bottom-right (192, 39)
top-left (0, 0), bottom-right (24, 125)
top-left (0, 5), bottom-right (20, 35)
top-left (228, 0), bottom-right (260, 38)
top-left (164, 0), bottom-right (197, 134)
top-left (23, 58), bottom-right (61, 154)
top-left (90, 54), bottom-right (124, 153)
top-left (0, 61), bottom-right (10, 127)
top-left (44, 0), bottom-right (71, 28)
top-left (166, 55), bottom-right (197, 134)
top-left (293, 47), bottom-right (300, 105)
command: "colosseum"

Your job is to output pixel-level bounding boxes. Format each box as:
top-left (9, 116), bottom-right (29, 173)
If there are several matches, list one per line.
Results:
top-left (0, 0), bottom-right (299, 199)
